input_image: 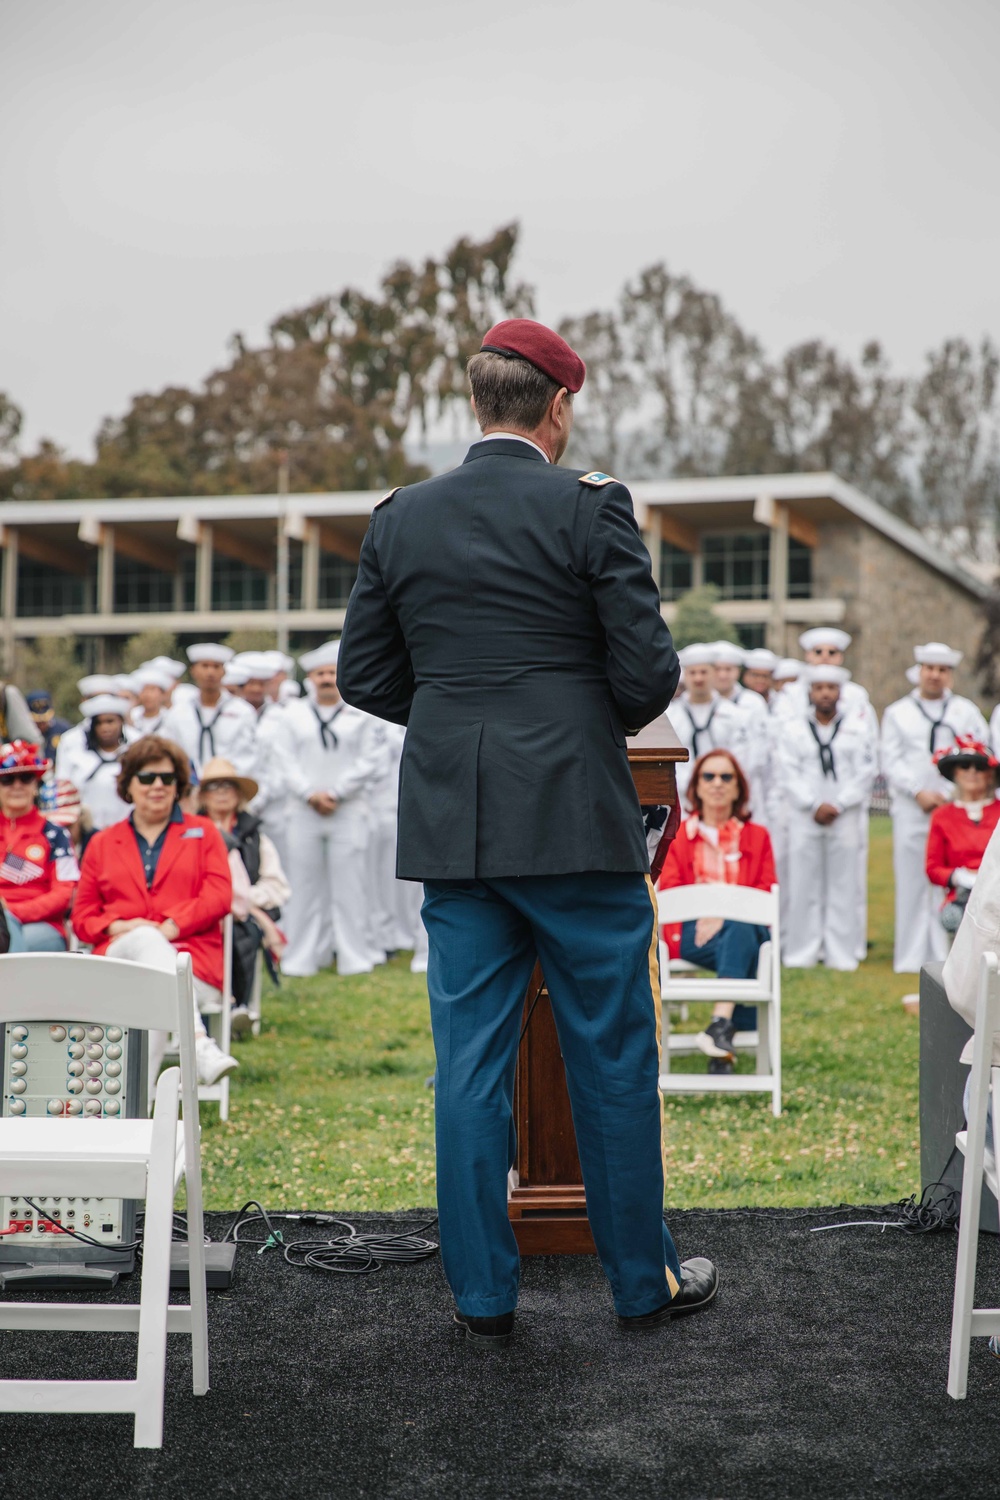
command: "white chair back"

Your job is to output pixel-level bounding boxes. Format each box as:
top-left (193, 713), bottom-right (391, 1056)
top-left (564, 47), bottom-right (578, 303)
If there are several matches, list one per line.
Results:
top-left (657, 882), bottom-right (776, 928)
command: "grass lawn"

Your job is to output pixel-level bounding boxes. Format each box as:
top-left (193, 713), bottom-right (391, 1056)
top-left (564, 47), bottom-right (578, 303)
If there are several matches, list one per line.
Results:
top-left (199, 818), bottom-right (923, 1212)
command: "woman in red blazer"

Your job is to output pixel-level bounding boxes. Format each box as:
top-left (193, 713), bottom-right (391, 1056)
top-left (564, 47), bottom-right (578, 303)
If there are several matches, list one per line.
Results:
top-left (658, 748), bottom-right (776, 1073)
top-left (73, 734), bottom-right (238, 1087)
top-left (926, 737), bottom-right (1000, 936)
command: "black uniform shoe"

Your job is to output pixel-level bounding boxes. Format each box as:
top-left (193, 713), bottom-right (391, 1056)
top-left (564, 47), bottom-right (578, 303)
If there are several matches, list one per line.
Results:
top-left (696, 1017), bottom-right (736, 1060)
top-left (453, 1310), bottom-right (515, 1347)
top-left (708, 1056), bottom-right (735, 1075)
top-left (617, 1257), bottom-right (719, 1330)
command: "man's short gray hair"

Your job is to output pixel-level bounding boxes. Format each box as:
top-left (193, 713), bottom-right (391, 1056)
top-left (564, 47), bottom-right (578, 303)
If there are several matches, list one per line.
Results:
top-left (467, 351), bottom-right (568, 433)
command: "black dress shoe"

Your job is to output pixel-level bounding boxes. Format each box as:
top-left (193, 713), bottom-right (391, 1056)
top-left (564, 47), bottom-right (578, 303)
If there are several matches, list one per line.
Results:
top-left (453, 1310), bottom-right (515, 1347)
top-left (617, 1257), bottom-right (719, 1330)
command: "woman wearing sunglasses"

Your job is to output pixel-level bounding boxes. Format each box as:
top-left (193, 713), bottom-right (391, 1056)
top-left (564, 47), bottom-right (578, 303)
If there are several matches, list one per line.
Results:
top-left (658, 748), bottom-right (776, 1073)
top-left (72, 735), bottom-right (238, 1086)
top-left (0, 739), bottom-right (80, 953)
top-left (926, 737), bottom-right (1000, 940)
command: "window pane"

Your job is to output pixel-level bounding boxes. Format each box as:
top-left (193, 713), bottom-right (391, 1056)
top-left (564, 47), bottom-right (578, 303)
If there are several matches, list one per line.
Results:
top-left (788, 538), bottom-right (813, 599)
top-left (659, 541), bottom-right (693, 601)
top-left (113, 557), bottom-right (174, 614)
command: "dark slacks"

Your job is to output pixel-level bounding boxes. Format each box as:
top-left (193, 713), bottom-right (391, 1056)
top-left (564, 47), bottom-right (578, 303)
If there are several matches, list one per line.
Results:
top-left (679, 918), bottom-right (769, 1030)
top-left (422, 871), bottom-right (681, 1319)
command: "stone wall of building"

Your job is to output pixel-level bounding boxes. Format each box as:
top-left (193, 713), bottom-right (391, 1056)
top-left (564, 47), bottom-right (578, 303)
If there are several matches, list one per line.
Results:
top-left (812, 520), bottom-right (989, 715)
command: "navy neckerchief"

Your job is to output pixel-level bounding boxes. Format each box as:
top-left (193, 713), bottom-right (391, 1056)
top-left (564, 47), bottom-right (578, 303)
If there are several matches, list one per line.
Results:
top-left (912, 693), bottom-right (958, 754)
top-left (682, 699), bottom-right (719, 760)
top-left (194, 699), bottom-right (225, 763)
top-left (84, 747), bottom-right (124, 784)
top-left (808, 715), bottom-right (843, 778)
top-left (311, 702), bottom-right (343, 750)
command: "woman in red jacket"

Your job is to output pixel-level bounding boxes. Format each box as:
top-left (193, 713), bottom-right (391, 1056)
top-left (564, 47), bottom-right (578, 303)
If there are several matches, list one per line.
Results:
top-left (926, 737), bottom-right (1000, 937)
top-left (658, 748), bottom-right (776, 1073)
top-left (0, 739), bottom-right (79, 951)
top-left (73, 734), bottom-right (238, 1088)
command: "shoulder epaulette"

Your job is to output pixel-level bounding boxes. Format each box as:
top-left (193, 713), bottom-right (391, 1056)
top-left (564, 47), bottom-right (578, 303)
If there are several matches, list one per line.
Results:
top-left (374, 486), bottom-right (402, 509)
top-left (579, 471), bottom-right (618, 488)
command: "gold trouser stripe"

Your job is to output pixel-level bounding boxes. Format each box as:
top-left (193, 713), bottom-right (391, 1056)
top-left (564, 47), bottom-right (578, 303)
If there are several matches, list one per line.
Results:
top-left (665, 1265), bottom-right (680, 1298)
top-left (643, 874), bottom-right (667, 1181)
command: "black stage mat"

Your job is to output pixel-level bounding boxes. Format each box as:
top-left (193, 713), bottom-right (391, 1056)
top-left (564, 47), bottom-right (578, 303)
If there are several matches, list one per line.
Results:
top-left (0, 1207), bottom-right (998, 1499)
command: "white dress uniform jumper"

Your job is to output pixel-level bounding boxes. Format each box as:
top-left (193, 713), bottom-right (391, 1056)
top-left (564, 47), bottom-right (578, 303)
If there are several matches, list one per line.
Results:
top-left (881, 688), bottom-right (989, 972)
top-left (160, 692), bottom-right (257, 780)
top-left (778, 705), bottom-right (878, 971)
top-left (666, 691), bottom-right (753, 807)
top-left (276, 698), bottom-right (389, 977)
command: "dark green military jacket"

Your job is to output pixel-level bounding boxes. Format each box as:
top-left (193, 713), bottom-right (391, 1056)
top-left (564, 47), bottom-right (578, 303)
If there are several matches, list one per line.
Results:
top-left (337, 438), bottom-right (680, 879)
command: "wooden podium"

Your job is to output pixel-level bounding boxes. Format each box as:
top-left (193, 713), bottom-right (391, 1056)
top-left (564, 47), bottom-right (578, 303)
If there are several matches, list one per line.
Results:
top-left (507, 718), bottom-right (688, 1254)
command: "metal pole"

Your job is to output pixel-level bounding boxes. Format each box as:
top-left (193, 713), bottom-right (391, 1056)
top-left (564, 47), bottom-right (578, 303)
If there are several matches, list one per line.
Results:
top-left (276, 451), bottom-right (290, 654)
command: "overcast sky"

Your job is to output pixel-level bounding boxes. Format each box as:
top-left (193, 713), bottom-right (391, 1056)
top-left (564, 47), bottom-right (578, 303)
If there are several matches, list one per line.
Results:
top-left (2, 0), bottom-right (999, 458)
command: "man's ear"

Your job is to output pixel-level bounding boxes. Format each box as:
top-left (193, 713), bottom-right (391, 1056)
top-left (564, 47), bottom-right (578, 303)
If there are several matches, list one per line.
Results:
top-left (551, 387), bottom-right (570, 424)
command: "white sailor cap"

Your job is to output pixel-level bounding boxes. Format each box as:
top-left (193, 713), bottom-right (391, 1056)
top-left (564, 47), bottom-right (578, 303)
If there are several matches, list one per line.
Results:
top-left (261, 650), bottom-right (293, 675)
top-left (77, 674), bottom-right (117, 697)
top-left (905, 664), bottom-right (921, 685)
top-left (914, 641), bottom-right (963, 668)
top-left (114, 674), bottom-right (139, 695)
top-left (299, 640), bottom-right (340, 672)
top-left (147, 656), bottom-right (187, 679)
top-left (677, 643), bottom-right (717, 669)
top-left (222, 666), bottom-right (251, 687)
top-left (80, 694), bottom-right (131, 719)
top-left (278, 680), bottom-right (302, 701)
top-left (773, 658), bottom-right (804, 680)
top-left (742, 648), bottom-right (778, 673)
top-left (187, 643), bottom-right (234, 664)
top-left (232, 652), bottom-right (277, 680)
top-left (710, 641), bottom-right (746, 666)
top-left (805, 665), bottom-right (851, 686)
top-left (132, 668), bottom-right (174, 692)
top-left (798, 628), bottom-right (852, 653)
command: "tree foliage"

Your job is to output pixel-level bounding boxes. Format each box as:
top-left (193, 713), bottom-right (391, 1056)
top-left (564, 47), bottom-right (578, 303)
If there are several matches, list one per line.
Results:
top-left (12, 636), bottom-right (84, 721)
top-left (2, 229), bottom-right (998, 556)
top-left (669, 585), bottom-right (741, 650)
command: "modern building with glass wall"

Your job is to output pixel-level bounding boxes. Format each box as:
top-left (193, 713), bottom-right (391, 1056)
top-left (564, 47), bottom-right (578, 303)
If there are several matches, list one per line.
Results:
top-left (0, 471), bottom-right (987, 711)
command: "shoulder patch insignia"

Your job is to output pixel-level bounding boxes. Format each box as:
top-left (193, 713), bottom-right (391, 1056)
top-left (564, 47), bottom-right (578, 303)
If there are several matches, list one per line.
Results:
top-left (375, 487), bottom-right (402, 509)
top-left (579, 471), bottom-right (618, 488)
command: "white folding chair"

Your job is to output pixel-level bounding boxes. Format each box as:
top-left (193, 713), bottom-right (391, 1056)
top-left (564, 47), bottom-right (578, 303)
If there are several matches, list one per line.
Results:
top-left (199, 914), bottom-right (234, 1121)
top-left (657, 883), bottom-right (782, 1117)
top-left (0, 951), bottom-right (209, 1447)
top-left (948, 950), bottom-right (1000, 1398)
top-left (248, 949), bottom-right (264, 1038)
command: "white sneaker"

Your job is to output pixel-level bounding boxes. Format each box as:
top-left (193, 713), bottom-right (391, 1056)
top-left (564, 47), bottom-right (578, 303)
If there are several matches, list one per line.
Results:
top-left (195, 1036), bottom-right (240, 1086)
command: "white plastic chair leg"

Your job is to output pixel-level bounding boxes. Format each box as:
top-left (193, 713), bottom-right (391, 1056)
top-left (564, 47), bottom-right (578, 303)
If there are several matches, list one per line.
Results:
top-left (133, 1071), bottom-right (179, 1448)
top-left (948, 971), bottom-right (996, 1398)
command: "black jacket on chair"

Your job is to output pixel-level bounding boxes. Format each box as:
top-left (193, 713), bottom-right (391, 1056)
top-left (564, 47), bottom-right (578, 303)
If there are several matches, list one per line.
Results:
top-left (337, 438), bottom-right (680, 880)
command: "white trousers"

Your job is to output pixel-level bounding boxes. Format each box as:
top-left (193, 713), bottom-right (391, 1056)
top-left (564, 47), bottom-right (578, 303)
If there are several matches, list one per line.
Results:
top-left (282, 805), bottom-right (378, 977)
top-left (891, 799), bottom-right (949, 974)
top-left (366, 814), bottom-right (411, 954)
top-left (783, 804), bottom-right (863, 971)
top-left (856, 816), bottom-right (870, 962)
top-left (106, 928), bottom-right (219, 1097)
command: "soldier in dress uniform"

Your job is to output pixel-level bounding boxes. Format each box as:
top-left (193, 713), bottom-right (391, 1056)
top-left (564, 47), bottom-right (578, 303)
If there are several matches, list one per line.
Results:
top-left (881, 642), bottom-right (989, 973)
top-left (25, 689), bottom-right (72, 760)
top-left (275, 641), bottom-right (389, 978)
top-left (338, 317), bottom-right (717, 1346)
top-left (160, 644), bottom-right (257, 780)
top-left (667, 644), bottom-right (753, 806)
top-left (778, 666), bottom-right (878, 970)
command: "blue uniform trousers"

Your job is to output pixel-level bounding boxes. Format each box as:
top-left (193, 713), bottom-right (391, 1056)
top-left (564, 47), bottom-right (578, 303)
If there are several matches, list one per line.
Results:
top-left (422, 871), bottom-right (682, 1319)
top-left (680, 918), bottom-right (768, 1031)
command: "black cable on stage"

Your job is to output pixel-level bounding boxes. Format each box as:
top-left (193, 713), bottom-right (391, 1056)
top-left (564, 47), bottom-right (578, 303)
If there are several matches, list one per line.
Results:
top-left (218, 1203), bottom-right (439, 1275)
top-left (810, 1181), bottom-right (960, 1235)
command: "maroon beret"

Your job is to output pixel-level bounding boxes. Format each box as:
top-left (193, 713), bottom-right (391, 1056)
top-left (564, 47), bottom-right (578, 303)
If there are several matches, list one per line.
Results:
top-left (480, 319), bottom-right (586, 393)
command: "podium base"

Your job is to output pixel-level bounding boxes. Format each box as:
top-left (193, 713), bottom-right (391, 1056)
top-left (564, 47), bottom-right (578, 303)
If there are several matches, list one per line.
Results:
top-left (508, 1185), bottom-right (597, 1255)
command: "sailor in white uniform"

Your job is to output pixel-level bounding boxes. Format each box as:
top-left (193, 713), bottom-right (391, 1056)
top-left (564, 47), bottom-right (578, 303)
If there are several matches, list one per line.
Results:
top-left (711, 641), bottom-right (769, 805)
top-left (55, 675), bottom-right (118, 764)
top-left (160, 644), bottom-right (257, 779)
top-left (276, 641), bottom-right (389, 978)
top-left (55, 694), bottom-right (139, 830)
top-left (778, 667), bottom-right (878, 971)
top-left (230, 652), bottom-right (290, 864)
top-left (881, 642), bottom-right (989, 973)
top-left (129, 667), bottom-right (173, 737)
top-left (668, 644), bottom-right (753, 806)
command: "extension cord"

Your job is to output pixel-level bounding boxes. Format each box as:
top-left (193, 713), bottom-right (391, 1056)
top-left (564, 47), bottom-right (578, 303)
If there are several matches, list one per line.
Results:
top-left (169, 1241), bottom-right (237, 1289)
